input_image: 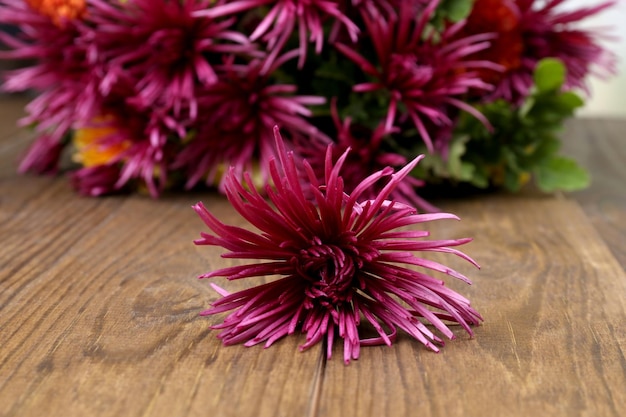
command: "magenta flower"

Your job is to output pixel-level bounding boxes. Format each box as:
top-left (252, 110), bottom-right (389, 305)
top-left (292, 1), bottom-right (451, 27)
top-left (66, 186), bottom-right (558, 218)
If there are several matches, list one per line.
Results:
top-left (296, 101), bottom-right (437, 212)
top-left (70, 164), bottom-right (122, 197)
top-left (193, 127), bottom-right (481, 363)
top-left (173, 52), bottom-right (326, 191)
top-left (336, 0), bottom-right (498, 151)
top-left (86, 0), bottom-right (253, 121)
top-left (116, 140), bottom-right (172, 198)
top-left (197, 0), bottom-right (359, 67)
top-left (351, 0), bottom-right (431, 13)
top-left (467, 0), bottom-right (617, 102)
top-left (516, 0), bottom-right (616, 93)
top-left (17, 133), bottom-right (64, 175)
top-left (0, 0), bottom-right (100, 168)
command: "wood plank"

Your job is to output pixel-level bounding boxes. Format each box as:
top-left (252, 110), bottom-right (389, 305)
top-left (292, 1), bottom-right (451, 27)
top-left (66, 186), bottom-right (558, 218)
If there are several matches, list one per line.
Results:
top-left (561, 118), bottom-right (626, 269)
top-left (318, 196), bottom-right (626, 417)
top-left (1, 96), bottom-right (625, 417)
top-left (0, 94), bottom-right (36, 179)
top-left (0, 174), bottom-right (322, 416)
top-left (0, 93), bottom-right (28, 141)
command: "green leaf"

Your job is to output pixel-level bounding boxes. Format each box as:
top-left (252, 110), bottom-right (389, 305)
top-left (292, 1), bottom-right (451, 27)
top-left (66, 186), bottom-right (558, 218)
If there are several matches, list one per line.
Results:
top-left (535, 156), bottom-right (590, 192)
top-left (518, 96), bottom-right (535, 118)
top-left (458, 162), bottom-right (476, 182)
top-left (534, 58), bottom-right (566, 93)
top-left (523, 137), bottom-right (561, 166)
top-left (430, 0), bottom-right (474, 30)
top-left (504, 169), bottom-right (522, 192)
top-left (469, 168), bottom-right (489, 188)
top-left (439, 0), bottom-right (474, 22)
top-left (555, 91), bottom-right (585, 112)
top-left (446, 134), bottom-right (469, 177)
top-left (448, 62), bottom-right (588, 193)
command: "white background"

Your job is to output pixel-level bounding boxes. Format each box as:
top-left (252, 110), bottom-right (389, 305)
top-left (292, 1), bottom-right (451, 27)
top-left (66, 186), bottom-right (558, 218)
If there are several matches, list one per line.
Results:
top-left (565, 0), bottom-right (626, 118)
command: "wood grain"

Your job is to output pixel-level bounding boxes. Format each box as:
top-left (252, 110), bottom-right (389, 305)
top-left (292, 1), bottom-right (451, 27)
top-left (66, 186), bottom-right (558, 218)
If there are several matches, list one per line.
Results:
top-left (1, 98), bottom-right (625, 417)
top-left (319, 196), bottom-right (626, 417)
top-left (0, 180), bottom-right (322, 417)
top-left (0, 94), bottom-right (30, 177)
top-left (562, 119), bottom-right (626, 269)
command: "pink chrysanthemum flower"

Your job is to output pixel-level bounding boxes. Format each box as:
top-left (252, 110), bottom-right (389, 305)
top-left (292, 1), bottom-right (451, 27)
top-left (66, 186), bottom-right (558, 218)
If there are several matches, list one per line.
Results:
top-left (0, 0), bottom-right (100, 172)
top-left (465, 0), bottom-right (617, 102)
top-left (335, 0), bottom-right (499, 152)
top-left (86, 0), bottom-right (253, 121)
top-left (193, 127), bottom-right (481, 364)
top-left (297, 101), bottom-right (437, 212)
top-left (16, 133), bottom-right (64, 175)
top-left (517, 0), bottom-right (616, 93)
top-left (351, 0), bottom-right (431, 13)
top-left (173, 52), bottom-right (326, 191)
top-left (197, 0), bottom-right (359, 68)
top-left (70, 164), bottom-right (122, 197)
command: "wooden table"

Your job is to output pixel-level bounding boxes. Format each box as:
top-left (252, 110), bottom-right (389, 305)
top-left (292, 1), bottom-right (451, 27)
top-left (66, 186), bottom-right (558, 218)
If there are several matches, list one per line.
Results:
top-left (1, 95), bottom-right (624, 417)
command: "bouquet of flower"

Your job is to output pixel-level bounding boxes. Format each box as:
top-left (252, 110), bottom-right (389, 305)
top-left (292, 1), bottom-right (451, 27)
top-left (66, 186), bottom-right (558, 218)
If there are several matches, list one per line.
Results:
top-left (0, 0), bottom-right (616, 207)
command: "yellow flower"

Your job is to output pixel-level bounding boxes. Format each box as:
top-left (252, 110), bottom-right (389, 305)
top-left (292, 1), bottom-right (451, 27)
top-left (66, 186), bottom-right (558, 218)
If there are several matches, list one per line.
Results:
top-left (518, 171), bottom-right (531, 186)
top-left (73, 118), bottom-right (130, 167)
top-left (489, 164), bottom-right (532, 188)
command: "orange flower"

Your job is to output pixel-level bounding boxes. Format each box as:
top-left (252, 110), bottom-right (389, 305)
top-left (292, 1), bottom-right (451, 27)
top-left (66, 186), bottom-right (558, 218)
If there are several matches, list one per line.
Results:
top-left (26, 0), bottom-right (86, 25)
top-left (73, 118), bottom-right (130, 168)
top-left (462, 0), bottom-right (523, 85)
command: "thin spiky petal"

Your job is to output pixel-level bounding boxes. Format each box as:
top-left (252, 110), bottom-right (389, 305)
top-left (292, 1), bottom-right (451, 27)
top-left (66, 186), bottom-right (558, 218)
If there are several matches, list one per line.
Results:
top-left (193, 127), bottom-right (481, 363)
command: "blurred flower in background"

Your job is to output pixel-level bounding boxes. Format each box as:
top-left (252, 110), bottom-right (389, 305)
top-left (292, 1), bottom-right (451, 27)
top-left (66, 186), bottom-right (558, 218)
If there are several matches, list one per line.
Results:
top-left (0, 0), bottom-right (619, 201)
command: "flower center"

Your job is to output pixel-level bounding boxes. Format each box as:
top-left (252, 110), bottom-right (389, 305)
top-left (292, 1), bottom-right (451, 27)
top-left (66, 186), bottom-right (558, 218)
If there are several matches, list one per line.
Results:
top-left (387, 54), bottom-right (433, 91)
top-left (298, 244), bottom-right (357, 304)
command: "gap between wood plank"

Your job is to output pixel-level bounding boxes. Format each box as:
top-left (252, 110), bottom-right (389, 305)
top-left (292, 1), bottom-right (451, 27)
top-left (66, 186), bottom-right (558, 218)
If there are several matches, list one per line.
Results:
top-left (306, 343), bottom-right (327, 417)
